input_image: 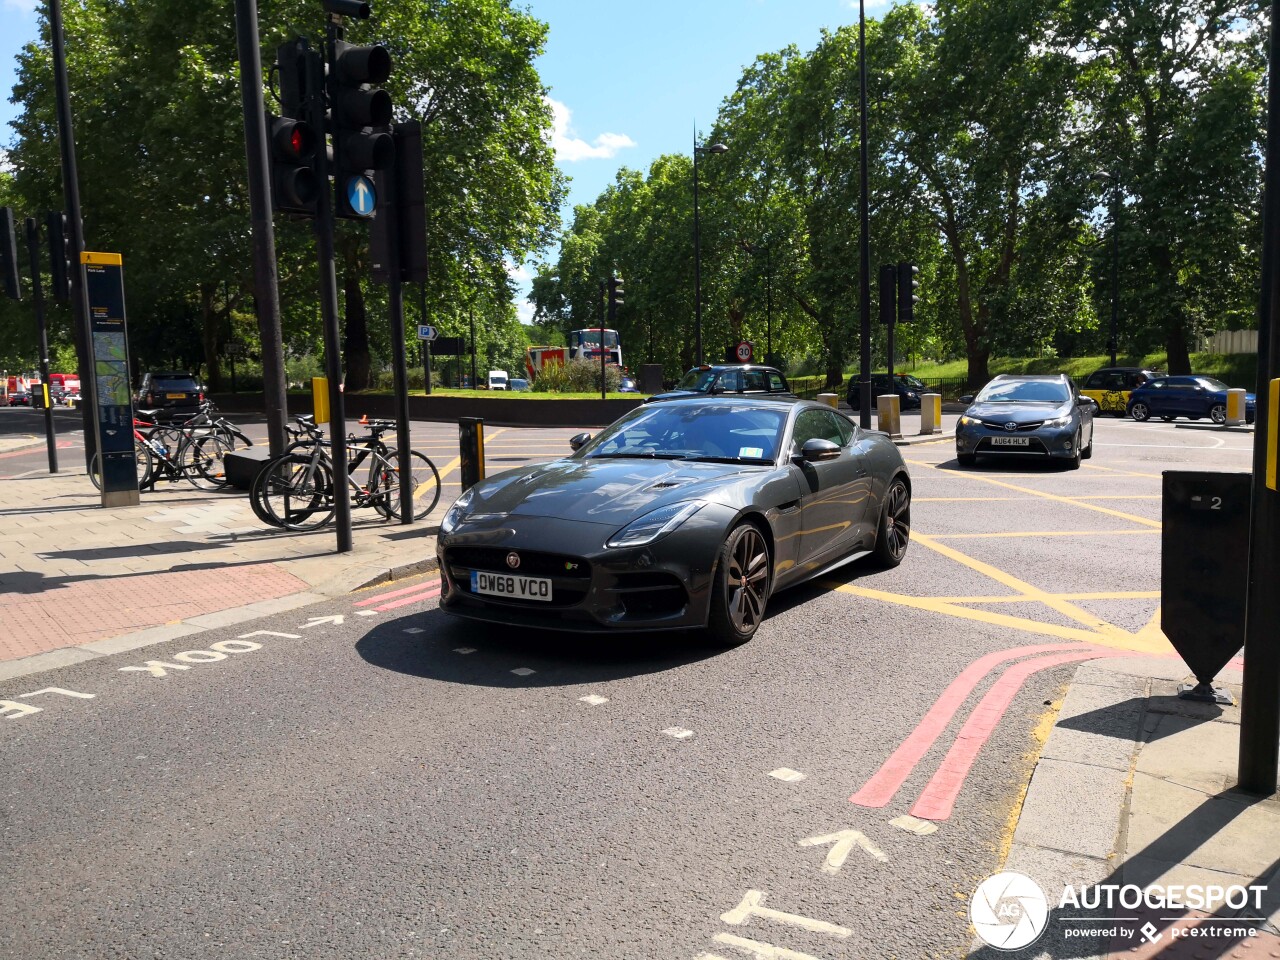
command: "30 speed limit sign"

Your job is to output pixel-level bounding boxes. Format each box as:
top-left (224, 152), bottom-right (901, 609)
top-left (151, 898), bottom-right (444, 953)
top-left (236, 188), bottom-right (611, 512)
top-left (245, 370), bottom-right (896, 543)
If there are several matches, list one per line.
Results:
top-left (735, 341), bottom-right (753, 362)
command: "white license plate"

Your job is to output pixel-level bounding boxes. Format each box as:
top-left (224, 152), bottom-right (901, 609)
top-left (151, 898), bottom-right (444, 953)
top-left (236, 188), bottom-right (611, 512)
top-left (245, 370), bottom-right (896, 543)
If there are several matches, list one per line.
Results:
top-left (990, 436), bottom-right (1030, 447)
top-left (471, 570), bottom-right (553, 602)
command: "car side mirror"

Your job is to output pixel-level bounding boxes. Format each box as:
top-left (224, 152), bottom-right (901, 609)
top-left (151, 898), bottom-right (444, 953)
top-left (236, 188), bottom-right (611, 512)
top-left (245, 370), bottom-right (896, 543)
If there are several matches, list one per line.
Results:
top-left (796, 438), bottom-right (841, 463)
top-left (569, 432), bottom-right (591, 451)
top-left (959, 395), bottom-right (974, 404)
top-left (1079, 396), bottom-right (1099, 409)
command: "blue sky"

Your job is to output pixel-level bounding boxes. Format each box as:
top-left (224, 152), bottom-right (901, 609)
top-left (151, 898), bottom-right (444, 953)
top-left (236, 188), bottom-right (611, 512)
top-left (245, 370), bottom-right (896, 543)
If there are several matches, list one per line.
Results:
top-left (0, 0), bottom-right (889, 319)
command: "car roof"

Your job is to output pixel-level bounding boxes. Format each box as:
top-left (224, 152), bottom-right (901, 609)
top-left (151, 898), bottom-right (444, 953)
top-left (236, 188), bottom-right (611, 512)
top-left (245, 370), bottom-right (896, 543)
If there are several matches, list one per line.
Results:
top-left (650, 394), bottom-right (837, 414)
top-left (689, 364), bottom-right (784, 374)
top-left (989, 373), bottom-right (1070, 381)
top-left (1089, 366), bottom-right (1163, 374)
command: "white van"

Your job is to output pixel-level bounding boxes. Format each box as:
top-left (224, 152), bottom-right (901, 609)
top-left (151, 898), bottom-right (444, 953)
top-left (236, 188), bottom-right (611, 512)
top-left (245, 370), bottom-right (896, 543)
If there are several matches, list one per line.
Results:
top-left (487, 370), bottom-right (509, 391)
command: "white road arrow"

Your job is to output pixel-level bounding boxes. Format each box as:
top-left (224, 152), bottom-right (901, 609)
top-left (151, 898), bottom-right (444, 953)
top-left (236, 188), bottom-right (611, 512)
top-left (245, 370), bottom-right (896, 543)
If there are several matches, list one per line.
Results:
top-left (300, 616), bottom-right (344, 629)
top-left (798, 829), bottom-right (887, 873)
top-left (238, 631), bottom-right (301, 639)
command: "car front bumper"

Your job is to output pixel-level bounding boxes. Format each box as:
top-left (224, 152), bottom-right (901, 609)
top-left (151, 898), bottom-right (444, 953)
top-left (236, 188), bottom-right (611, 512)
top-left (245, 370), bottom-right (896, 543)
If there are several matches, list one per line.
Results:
top-left (955, 420), bottom-right (1080, 459)
top-left (437, 512), bottom-right (727, 633)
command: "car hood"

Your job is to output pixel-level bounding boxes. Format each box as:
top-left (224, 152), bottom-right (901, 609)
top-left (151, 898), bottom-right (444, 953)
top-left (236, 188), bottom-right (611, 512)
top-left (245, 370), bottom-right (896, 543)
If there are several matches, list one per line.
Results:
top-left (647, 389), bottom-right (703, 402)
top-left (965, 401), bottom-right (1073, 424)
top-left (466, 456), bottom-right (766, 525)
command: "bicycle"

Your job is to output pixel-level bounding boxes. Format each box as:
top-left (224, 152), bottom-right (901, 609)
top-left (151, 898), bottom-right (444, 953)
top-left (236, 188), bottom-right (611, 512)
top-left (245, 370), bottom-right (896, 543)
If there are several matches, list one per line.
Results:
top-left (251, 415), bottom-right (441, 531)
top-left (88, 416), bottom-right (229, 491)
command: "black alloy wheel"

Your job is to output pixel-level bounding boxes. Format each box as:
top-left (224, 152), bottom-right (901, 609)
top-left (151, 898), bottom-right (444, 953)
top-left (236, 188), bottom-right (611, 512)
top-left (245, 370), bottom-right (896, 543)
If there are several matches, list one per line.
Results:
top-left (871, 478), bottom-right (911, 568)
top-left (707, 522), bottom-right (771, 646)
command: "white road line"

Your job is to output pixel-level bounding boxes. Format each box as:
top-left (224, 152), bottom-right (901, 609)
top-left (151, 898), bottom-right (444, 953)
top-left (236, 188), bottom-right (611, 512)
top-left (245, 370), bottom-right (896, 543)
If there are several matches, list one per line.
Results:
top-left (403, 628), bottom-right (425, 634)
top-left (768, 768), bottom-right (806, 783)
top-left (579, 695), bottom-right (609, 706)
top-left (662, 726), bottom-right (693, 740)
top-left (710, 934), bottom-right (826, 960)
top-left (721, 890), bottom-right (853, 937)
top-left (355, 610), bottom-right (377, 617)
top-left (511, 667), bottom-right (536, 676)
top-left (798, 829), bottom-right (888, 871)
top-left (453, 647), bottom-right (476, 654)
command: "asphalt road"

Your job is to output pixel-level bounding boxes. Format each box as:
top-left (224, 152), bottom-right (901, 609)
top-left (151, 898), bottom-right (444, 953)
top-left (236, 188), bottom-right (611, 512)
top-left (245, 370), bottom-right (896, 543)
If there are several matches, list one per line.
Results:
top-left (0, 411), bottom-right (1256, 959)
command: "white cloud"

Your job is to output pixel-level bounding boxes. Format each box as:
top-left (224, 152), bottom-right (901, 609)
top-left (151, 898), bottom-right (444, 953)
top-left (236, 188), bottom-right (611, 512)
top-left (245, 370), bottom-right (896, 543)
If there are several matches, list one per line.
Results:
top-left (3, 0), bottom-right (39, 13)
top-left (546, 97), bottom-right (636, 163)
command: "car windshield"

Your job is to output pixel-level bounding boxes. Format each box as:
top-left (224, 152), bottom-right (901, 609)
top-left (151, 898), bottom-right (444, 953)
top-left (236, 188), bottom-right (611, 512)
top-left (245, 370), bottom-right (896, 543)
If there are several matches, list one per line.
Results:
top-left (674, 369), bottom-right (717, 392)
top-left (580, 403), bottom-right (786, 463)
top-left (975, 379), bottom-right (1071, 403)
top-left (153, 376), bottom-right (199, 391)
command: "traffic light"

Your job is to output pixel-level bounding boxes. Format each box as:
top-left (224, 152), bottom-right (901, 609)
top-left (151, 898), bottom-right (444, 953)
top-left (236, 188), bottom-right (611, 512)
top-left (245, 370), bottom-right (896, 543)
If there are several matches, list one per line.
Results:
top-left (269, 115), bottom-right (318, 215)
top-left (47, 211), bottom-right (71, 302)
top-left (370, 121), bottom-right (429, 284)
top-left (0, 207), bottom-right (19, 301)
top-left (329, 38), bottom-right (394, 219)
top-left (897, 262), bottom-right (919, 324)
top-left (270, 42), bottom-right (318, 217)
top-left (607, 275), bottom-right (624, 321)
top-left (878, 263), bottom-right (895, 325)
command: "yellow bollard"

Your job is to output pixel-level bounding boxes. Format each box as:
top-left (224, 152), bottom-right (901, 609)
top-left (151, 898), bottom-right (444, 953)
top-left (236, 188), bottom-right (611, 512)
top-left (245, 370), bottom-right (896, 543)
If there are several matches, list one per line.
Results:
top-left (312, 377), bottom-right (330, 424)
top-left (877, 394), bottom-right (902, 438)
top-left (816, 392), bottom-right (838, 409)
top-left (919, 393), bottom-right (942, 434)
top-left (1225, 388), bottom-right (1247, 427)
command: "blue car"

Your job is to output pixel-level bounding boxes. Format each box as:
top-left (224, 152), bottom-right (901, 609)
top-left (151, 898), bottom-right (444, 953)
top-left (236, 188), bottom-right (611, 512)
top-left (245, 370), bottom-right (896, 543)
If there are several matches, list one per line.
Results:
top-left (1126, 376), bottom-right (1255, 425)
top-left (955, 373), bottom-right (1096, 469)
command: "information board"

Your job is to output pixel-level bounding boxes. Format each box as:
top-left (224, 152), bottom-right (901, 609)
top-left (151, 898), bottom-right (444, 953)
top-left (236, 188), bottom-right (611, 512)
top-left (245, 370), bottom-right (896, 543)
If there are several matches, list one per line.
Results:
top-left (83, 251), bottom-right (139, 506)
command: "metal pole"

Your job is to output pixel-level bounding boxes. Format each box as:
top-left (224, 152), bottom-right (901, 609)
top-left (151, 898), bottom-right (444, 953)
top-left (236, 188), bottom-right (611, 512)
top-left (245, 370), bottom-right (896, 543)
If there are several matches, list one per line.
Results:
top-left (381, 146), bottom-right (414, 525)
top-left (26, 218), bottom-right (57, 473)
top-left (421, 282), bottom-right (432, 395)
top-left (234, 0), bottom-right (289, 456)
top-left (307, 38), bottom-right (352, 553)
top-left (1238, 0), bottom-right (1280, 796)
top-left (469, 307), bottom-right (477, 390)
top-left (1110, 185), bottom-right (1120, 367)
top-left (693, 134), bottom-right (703, 366)
top-left (857, 0), bottom-right (872, 428)
top-left (47, 0), bottom-right (95, 469)
top-left (601, 280), bottom-right (608, 400)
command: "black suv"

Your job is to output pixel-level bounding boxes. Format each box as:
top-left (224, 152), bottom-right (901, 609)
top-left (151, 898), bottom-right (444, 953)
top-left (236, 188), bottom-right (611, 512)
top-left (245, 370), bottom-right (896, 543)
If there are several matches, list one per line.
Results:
top-left (846, 373), bottom-right (926, 410)
top-left (135, 371), bottom-right (203, 421)
top-left (647, 365), bottom-right (792, 402)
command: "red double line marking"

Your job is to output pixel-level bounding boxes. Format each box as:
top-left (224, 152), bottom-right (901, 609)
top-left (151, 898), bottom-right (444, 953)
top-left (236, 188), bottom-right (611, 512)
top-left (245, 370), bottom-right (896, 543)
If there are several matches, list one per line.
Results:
top-left (354, 578), bottom-right (442, 612)
top-left (850, 643), bottom-right (1122, 820)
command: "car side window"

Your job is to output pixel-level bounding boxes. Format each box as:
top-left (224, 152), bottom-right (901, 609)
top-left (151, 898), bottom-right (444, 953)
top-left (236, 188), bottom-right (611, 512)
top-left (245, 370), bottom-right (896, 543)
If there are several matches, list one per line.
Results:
top-left (1103, 373), bottom-right (1126, 390)
top-left (767, 373), bottom-right (786, 391)
top-left (743, 371), bottom-right (767, 391)
top-left (792, 409), bottom-right (847, 453)
top-left (720, 371), bottom-right (742, 391)
top-left (1085, 372), bottom-right (1106, 388)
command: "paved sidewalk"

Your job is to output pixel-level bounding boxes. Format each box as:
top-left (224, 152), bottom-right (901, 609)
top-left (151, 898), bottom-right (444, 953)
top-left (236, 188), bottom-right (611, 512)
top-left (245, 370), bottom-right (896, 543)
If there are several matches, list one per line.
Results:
top-left (0, 432), bottom-right (442, 681)
top-left (975, 656), bottom-right (1280, 958)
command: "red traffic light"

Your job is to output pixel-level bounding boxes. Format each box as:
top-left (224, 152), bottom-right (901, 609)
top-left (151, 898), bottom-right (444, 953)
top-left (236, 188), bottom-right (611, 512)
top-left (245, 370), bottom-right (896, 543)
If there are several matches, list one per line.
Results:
top-left (272, 116), bottom-right (314, 161)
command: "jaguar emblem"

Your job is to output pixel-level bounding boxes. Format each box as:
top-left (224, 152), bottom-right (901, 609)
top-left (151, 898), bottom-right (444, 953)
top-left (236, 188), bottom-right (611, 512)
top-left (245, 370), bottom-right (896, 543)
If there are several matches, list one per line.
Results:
top-left (506, 552), bottom-right (521, 569)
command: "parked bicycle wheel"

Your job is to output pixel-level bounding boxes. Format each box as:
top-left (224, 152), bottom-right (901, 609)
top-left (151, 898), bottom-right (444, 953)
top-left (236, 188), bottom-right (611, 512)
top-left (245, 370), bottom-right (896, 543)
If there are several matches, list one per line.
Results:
top-left (374, 450), bottom-right (442, 521)
top-left (89, 441), bottom-right (153, 491)
top-left (181, 434), bottom-right (234, 490)
top-left (256, 454), bottom-right (335, 531)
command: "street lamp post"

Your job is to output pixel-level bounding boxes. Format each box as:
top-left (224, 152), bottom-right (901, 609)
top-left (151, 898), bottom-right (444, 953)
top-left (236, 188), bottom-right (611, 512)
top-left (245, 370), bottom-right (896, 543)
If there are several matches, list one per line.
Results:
top-left (693, 137), bottom-right (728, 366)
top-left (1108, 183), bottom-right (1120, 367)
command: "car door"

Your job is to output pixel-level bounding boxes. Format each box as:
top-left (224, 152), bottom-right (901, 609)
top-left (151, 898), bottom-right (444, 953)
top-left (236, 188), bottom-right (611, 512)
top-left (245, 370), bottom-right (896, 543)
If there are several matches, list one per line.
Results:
top-left (1163, 377), bottom-right (1198, 416)
top-left (789, 408), bottom-right (871, 570)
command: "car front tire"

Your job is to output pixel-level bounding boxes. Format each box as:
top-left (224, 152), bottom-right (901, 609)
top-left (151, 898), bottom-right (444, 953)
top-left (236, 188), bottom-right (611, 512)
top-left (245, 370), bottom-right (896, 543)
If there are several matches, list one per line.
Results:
top-left (956, 452), bottom-right (977, 467)
top-left (871, 478), bottom-right (911, 568)
top-left (707, 522), bottom-right (771, 647)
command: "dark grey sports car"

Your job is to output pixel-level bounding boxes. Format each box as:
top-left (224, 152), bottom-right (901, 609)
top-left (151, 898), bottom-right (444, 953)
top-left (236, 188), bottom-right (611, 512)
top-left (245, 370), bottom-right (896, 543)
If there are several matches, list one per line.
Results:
top-left (436, 396), bottom-right (912, 645)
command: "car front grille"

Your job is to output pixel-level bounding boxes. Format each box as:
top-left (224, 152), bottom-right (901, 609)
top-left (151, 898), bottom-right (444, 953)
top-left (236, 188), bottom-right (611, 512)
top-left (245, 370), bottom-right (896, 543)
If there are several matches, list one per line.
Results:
top-left (977, 419), bottom-right (1045, 431)
top-left (443, 546), bottom-right (592, 608)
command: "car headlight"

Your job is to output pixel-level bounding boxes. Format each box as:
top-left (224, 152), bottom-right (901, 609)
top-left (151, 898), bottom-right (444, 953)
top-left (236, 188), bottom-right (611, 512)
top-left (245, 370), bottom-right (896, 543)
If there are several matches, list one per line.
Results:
top-left (958, 415), bottom-right (975, 427)
top-left (1043, 414), bottom-right (1072, 429)
top-left (606, 501), bottom-right (705, 549)
top-left (440, 487), bottom-right (475, 535)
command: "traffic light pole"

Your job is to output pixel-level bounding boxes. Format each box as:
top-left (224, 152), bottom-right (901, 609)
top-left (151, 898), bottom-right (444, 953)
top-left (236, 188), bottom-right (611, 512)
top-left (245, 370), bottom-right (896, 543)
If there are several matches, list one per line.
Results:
top-left (47, 0), bottom-right (96, 470)
top-left (856, 0), bottom-right (872, 429)
top-left (25, 218), bottom-right (58, 474)
top-left (234, 0), bottom-right (289, 456)
top-left (306, 41), bottom-right (353, 553)
top-left (421, 283), bottom-right (432, 396)
top-left (1238, 0), bottom-right (1280, 796)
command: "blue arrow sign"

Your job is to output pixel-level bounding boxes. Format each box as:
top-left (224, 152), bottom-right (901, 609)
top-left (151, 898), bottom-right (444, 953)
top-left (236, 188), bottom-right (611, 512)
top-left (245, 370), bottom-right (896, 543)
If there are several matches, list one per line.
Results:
top-left (417, 325), bottom-right (438, 341)
top-left (346, 176), bottom-right (376, 218)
